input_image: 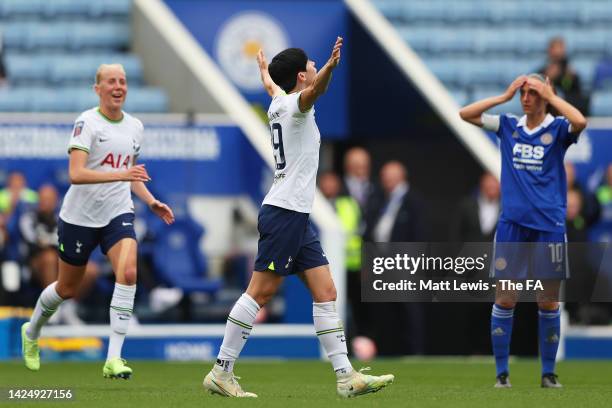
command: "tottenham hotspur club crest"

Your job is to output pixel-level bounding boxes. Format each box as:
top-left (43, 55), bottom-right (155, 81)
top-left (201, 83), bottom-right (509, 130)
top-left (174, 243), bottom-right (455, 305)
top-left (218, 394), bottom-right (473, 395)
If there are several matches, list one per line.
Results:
top-left (75, 240), bottom-right (83, 254)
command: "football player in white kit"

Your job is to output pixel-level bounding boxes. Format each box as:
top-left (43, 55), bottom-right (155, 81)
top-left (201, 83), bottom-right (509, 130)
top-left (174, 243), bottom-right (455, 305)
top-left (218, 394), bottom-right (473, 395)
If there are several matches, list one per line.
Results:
top-left (21, 64), bottom-right (175, 379)
top-left (203, 37), bottom-right (394, 398)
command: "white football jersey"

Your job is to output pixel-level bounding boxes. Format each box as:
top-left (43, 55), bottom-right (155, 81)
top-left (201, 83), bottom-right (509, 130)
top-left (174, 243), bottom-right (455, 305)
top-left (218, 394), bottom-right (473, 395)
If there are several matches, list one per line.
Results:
top-left (262, 91), bottom-right (321, 213)
top-left (59, 107), bottom-right (144, 227)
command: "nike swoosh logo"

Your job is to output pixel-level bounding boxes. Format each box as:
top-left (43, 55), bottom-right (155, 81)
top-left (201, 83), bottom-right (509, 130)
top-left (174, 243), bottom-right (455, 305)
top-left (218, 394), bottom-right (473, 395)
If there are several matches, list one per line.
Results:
top-left (118, 317), bottom-right (130, 320)
top-left (122, 222), bottom-right (132, 226)
top-left (99, 138), bottom-right (109, 143)
top-left (211, 379), bottom-right (231, 397)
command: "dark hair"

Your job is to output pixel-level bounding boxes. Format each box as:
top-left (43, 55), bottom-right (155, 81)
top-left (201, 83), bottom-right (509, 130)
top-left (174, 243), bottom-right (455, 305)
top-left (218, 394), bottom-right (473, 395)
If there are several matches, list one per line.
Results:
top-left (268, 48), bottom-right (308, 93)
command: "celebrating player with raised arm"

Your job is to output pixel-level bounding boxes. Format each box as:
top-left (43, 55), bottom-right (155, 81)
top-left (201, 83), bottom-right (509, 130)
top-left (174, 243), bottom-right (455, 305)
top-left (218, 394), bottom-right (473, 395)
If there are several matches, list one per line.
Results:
top-left (21, 64), bottom-right (175, 379)
top-left (203, 37), bottom-right (394, 398)
top-left (460, 74), bottom-right (586, 388)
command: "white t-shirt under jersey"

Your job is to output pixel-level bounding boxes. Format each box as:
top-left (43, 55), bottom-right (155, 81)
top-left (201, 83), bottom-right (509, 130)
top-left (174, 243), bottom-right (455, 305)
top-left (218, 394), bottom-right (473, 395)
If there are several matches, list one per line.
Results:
top-left (262, 91), bottom-right (321, 213)
top-left (59, 107), bottom-right (144, 227)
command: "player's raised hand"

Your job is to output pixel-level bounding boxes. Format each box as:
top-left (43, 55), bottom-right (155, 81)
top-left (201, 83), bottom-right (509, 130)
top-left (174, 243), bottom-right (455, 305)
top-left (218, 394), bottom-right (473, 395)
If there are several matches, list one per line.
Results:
top-left (257, 49), bottom-right (268, 72)
top-left (257, 48), bottom-right (282, 97)
top-left (528, 76), bottom-right (555, 101)
top-left (328, 36), bottom-right (343, 68)
top-left (503, 75), bottom-right (527, 101)
top-left (123, 164), bottom-right (150, 182)
top-left (149, 199), bottom-right (175, 225)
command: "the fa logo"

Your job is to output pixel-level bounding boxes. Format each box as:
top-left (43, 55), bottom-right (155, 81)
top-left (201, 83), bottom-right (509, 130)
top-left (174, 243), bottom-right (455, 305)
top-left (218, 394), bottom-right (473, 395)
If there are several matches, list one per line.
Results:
top-left (101, 153), bottom-right (131, 169)
top-left (76, 241), bottom-right (83, 254)
top-left (512, 143), bottom-right (544, 160)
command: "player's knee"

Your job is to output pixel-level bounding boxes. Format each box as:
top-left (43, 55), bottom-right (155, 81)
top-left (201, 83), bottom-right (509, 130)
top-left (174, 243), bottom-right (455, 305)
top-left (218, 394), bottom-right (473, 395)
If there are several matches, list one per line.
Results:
top-left (122, 265), bottom-right (137, 285)
top-left (313, 285), bottom-right (337, 303)
top-left (251, 291), bottom-right (274, 307)
top-left (55, 283), bottom-right (76, 300)
top-left (538, 301), bottom-right (559, 311)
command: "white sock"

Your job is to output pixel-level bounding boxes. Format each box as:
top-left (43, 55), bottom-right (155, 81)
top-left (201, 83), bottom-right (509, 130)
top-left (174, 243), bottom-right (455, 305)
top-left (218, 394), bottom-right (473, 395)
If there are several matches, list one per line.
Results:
top-left (107, 283), bottom-right (136, 361)
top-left (313, 301), bottom-right (353, 377)
top-left (215, 293), bottom-right (260, 373)
top-left (27, 281), bottom-right (64, 339)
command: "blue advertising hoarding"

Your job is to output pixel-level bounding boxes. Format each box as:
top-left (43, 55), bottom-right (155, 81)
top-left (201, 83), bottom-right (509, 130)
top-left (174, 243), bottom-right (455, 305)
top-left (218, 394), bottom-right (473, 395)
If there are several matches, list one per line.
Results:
top-left (164, 0), bottom-right (349, 139)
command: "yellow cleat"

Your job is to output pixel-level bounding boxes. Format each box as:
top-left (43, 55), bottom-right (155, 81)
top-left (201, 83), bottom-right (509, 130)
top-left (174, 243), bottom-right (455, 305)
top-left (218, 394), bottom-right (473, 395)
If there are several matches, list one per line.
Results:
top-left (103, 357), bottom-right (133, 379)
top-left (21, 323), bottom-right (40, 371)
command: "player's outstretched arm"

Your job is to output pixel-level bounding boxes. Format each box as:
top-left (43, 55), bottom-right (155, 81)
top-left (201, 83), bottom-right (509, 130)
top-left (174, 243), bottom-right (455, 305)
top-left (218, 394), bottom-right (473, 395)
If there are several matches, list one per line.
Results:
top-left (257, 49), bottom-right (283, 98)
top-left (299, 36), bottom-right (343, 113)
top-left (459, 75), bottom-right (527, 127)
top-left (130, 158), bottom-right (175, 225)
top-left (68, 150), bottom-right (151, 184)
top-left (528, 77), bottom-right (587, 133)
top-left (131, 182), bottom-right (175, 225)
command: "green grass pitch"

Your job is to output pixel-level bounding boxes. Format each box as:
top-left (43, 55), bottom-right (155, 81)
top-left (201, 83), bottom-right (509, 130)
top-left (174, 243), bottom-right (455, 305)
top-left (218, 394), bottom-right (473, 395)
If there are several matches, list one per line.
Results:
top-left (2, 359), bottom-right (612, 407)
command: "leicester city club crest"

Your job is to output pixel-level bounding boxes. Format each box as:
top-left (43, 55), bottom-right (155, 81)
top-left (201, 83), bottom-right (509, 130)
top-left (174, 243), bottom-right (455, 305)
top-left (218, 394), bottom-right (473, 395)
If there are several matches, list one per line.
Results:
top-left (215, 12), bottom-right (289, 92)
top-left (540, 133), bottom-right (553, 145)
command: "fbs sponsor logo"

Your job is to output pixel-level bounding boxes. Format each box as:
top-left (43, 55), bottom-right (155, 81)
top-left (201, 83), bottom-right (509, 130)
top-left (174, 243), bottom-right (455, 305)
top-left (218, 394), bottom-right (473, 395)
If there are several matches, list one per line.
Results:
top-left (512, 143), bottom-right (544, 160)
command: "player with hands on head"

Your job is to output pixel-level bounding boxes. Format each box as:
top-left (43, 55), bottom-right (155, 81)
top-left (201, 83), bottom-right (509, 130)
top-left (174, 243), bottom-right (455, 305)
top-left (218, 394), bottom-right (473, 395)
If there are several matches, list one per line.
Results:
top-left (460, 74), bottom-right (586, 389)
top-left (21, 63), bottom-right (175, 380)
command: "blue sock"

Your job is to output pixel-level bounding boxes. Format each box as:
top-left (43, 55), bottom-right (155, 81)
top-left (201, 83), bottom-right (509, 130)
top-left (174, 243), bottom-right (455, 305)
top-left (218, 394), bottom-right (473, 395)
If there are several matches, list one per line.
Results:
top-left (539, 307), bottom-right (561, 376)
top-left (491, 304), bottom-right (514, 377)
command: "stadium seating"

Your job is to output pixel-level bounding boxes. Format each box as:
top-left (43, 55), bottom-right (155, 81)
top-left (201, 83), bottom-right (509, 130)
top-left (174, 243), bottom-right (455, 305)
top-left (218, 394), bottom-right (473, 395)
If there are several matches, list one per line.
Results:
top-left (374, 0), bottom-right (612, 115)
top-left (152, 219), bottom-right (222, 294)
top-left (0, 0), bottom-right (169, 113)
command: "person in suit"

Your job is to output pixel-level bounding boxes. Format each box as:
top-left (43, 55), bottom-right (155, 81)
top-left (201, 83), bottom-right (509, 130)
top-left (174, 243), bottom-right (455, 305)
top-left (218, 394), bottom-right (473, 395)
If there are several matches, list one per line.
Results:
top-left (342, 147), bottom-right (377, 213)
top-left (450, 172), bottom-right (500, 243)
top-left (364, 161), bottom-right (427, 355)
top-left (365, 161), bottom-right (426, 243)
top-left (449, 172), bottom-right (500, 355)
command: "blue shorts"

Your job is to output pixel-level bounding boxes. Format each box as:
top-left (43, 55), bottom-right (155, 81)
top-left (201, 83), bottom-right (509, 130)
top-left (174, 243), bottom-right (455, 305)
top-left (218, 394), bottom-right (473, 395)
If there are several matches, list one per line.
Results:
top-left (57, 213), bottom-right (136, 266)
top-left (254, 205), bottom-right (328, 276)
top-left (491, 219), bottom-right (568, 280)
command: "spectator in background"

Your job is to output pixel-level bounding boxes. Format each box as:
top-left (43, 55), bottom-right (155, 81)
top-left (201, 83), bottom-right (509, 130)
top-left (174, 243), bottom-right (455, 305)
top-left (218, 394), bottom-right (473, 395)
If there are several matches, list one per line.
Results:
top-left (565, 188), bottom-right (610, 324)
top-left (565, 161), bottom-right (601, 228)
top-left (18, 184), bottom-right (97, 324)
top-left (319, 171), bottom-right (368, 341)
top-left (365, 161), bottom-right (426, 243)
top-left (596, 163), bottom-right (612, 224)
top-left (449, 172), bottom-right (500, 355)
top-left (450, 172), bottom-right (500, 242)
top-left (364, 161), bottom-right (427, 355)
top-left (0, 172), bottom-right (38, 216)
top-left (342, 147), bottom-right (377, 212)
top-left (539, 37), bottom-right (589, 114)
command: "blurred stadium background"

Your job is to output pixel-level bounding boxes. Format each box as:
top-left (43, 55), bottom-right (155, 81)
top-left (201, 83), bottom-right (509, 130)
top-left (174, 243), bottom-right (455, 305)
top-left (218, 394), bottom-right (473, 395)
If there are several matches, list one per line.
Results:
top-left (1, 0), bottom-right (612, 365)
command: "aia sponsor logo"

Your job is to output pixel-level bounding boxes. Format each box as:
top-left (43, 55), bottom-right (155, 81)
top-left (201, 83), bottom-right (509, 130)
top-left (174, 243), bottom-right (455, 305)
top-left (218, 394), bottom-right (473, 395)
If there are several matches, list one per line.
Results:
top-left (101, 153), bottom-right (131, 169)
